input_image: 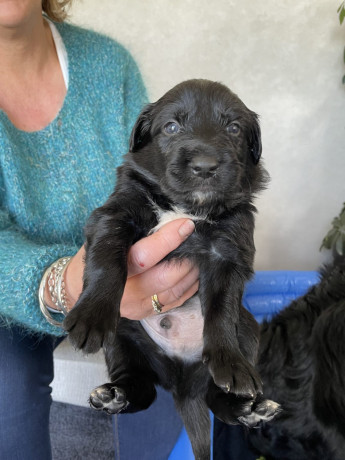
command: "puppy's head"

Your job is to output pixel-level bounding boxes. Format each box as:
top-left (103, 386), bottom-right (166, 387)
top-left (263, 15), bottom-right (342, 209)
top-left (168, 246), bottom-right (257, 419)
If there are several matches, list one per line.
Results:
top-left (129, 79), bottom-right (267, 211)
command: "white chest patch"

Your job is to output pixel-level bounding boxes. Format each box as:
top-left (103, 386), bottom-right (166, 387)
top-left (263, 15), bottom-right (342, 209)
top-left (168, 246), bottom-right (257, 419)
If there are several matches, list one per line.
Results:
top-left (148, 202), bottom-right (214, 235)
top-left (149, 205), bottom-right (198, 234)
top-left (140, 296), bottom-right (204, 362)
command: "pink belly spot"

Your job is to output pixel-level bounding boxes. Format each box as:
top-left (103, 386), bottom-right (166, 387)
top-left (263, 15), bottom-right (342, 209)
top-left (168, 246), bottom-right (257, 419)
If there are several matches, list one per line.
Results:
top-left (140, 296), bottom-right (204, 362)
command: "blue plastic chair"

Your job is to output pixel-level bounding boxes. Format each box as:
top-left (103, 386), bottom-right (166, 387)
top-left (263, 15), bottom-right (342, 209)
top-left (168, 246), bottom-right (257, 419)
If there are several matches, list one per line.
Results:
top-left (168, 270), bottom-right (319, 460)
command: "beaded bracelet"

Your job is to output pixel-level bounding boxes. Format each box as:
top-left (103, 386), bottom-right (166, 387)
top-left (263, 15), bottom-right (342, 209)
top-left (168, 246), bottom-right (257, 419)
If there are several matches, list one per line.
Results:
top-left (38, 256), bottom-right (72, 327)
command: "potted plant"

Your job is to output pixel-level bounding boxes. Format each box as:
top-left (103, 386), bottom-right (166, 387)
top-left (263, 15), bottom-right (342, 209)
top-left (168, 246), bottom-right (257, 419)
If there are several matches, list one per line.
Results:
top-left (320, 202), bottom-right (345, 262)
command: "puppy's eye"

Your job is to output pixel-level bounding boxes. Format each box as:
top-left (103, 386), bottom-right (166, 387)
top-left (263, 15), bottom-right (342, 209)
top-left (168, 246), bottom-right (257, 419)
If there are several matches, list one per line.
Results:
top-left (164, 121), bottom-right (181, 135)
top-left (226, 123), bottom-right (241, 135)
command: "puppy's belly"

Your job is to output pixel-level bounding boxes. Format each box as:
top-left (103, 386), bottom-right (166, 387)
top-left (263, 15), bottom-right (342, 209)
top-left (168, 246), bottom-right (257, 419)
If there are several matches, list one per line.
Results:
top-left (140, 296), bottom-right (204, 362)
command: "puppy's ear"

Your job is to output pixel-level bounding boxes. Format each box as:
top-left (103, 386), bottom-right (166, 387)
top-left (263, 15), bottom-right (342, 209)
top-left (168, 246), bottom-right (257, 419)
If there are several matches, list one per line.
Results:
top-left (249, 115), bottom-right (262, 165)
top-left (129, 103), bottom-right (155, 152)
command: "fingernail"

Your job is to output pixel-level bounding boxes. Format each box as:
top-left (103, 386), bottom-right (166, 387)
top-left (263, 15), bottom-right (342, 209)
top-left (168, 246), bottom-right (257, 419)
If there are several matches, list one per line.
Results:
top-left (178, 219), bottom-right (195, 239)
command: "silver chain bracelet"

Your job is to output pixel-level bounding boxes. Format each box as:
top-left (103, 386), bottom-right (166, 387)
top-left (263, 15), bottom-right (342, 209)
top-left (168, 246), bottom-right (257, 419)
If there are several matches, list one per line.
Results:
top-left (39, 256), bottom-right (72, 327)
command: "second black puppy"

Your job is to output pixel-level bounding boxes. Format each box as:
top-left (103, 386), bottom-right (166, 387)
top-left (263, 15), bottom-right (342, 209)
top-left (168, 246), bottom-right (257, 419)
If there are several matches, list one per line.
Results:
top-left (64, 79), bottom-right (279, 459)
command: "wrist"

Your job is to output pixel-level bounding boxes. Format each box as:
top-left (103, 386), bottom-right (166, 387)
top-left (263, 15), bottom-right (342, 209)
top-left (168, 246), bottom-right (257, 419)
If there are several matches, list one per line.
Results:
top-left (62, 246), bottom-right (85, 309)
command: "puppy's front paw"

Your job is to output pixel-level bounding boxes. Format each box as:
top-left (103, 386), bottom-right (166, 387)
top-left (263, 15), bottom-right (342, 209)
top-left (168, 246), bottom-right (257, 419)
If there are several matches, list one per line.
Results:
top-left (63, 298), bottom-right (118, 354)
top-left (203, 348), bottom-right (262, 398)
top-left (89, 384), bottom-right (129, 415)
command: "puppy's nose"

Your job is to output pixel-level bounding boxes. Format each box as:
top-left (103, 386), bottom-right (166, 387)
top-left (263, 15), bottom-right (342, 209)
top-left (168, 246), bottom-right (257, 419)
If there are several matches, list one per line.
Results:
top-left (190, 155), bottom-right (219, 179)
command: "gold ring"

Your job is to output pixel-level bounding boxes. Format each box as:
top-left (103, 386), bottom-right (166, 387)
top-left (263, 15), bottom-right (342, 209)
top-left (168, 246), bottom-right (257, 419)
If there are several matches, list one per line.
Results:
top-left (151, 294), bottom-right (163, 313)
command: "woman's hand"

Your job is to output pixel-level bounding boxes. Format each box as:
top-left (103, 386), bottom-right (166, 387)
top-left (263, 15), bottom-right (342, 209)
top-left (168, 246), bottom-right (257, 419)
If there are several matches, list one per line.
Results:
top-left (62, 218), bottom-right (198, 319)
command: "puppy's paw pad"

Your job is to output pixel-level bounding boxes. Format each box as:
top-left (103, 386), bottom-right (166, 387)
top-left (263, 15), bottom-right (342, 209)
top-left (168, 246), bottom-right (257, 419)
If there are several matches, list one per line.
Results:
top-left (89, 384), bottom-right (128, 414)
top-left (238, 399), bottom-right (281, 428)
top-left (254, 399), bottom-right (281, 420)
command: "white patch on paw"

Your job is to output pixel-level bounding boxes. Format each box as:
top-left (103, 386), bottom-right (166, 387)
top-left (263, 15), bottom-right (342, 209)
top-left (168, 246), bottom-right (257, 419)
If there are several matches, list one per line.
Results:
top-left (238, 399), bottom-right (281, 427)
top-left (89, 387), bottom-right (128, 413)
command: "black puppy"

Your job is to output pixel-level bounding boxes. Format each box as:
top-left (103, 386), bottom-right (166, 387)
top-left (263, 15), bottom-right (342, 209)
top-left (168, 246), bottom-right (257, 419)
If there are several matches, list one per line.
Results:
top-left (248, 262), bottom-right (345, 460)
top-left (64, 79), bottom-right (280, 459)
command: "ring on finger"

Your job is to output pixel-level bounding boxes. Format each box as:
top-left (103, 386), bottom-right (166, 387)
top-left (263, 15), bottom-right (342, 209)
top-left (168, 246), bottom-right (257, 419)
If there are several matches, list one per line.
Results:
top-left (151, 294), bottom-right (163, 314)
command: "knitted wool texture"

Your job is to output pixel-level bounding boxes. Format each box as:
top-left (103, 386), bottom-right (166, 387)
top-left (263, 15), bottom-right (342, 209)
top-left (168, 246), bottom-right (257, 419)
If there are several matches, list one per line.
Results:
top-left (0, 22), bottom-right (147, 336)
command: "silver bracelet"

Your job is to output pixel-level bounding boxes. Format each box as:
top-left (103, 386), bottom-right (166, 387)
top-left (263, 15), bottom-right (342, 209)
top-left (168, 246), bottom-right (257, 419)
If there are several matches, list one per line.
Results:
top-left (38, 257), bottom-right (72, 327)
top-left (47, 257), bottom-right (72, 315)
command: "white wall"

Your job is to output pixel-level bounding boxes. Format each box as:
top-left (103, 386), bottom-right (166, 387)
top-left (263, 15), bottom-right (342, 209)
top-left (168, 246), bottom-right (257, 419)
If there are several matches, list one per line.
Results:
top-left (69, 0), bottom-right (345, 270)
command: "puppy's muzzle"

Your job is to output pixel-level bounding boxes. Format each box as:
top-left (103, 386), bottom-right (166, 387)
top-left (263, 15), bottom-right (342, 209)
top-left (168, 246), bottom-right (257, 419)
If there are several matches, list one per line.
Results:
top-left (190, 154), bottom-right (219, 179)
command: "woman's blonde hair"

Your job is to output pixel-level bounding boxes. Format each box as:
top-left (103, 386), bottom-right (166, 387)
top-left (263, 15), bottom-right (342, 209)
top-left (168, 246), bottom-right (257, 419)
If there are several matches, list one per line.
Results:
top-left (42, 0), bottom-right (73, 22)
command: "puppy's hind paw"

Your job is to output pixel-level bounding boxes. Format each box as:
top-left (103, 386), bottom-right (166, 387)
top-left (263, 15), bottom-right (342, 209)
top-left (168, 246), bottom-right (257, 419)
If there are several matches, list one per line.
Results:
top-left (204, 348), bottom-right (263, 398)
top-left (238, 399), bottom-right (282, 428)
top-left (89, 384), bottom-right (129, 415)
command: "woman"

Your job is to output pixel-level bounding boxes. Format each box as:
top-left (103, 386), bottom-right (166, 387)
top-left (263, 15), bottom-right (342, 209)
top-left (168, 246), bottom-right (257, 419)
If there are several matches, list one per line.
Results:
top-left (0, 1), bottom-right (198, 458)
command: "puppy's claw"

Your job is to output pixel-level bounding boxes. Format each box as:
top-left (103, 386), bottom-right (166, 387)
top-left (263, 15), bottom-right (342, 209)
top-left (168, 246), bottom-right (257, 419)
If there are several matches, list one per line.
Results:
top-left (205, 348), bottom-right (262, 398)
top-left (63, 297), bottom-right (119, 354)
top-left (224, 383), bottom-right (231, 393)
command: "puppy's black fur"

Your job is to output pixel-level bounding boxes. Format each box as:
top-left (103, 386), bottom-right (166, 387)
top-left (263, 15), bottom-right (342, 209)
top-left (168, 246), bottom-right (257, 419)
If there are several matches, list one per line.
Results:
top-left (248, 261), bottom-right (345, 460)
top-left (64, 79), bottom-right (279, 459)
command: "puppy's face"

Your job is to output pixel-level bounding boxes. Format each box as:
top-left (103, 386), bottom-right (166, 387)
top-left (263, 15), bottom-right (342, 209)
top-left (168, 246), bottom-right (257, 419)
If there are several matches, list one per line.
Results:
top-left (129, 79), bottom-right (265, 210)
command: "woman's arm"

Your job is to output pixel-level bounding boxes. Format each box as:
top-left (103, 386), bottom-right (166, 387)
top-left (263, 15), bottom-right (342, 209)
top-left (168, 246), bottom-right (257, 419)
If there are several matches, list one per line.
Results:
top-left (0, 208), bottom-right (77, 336)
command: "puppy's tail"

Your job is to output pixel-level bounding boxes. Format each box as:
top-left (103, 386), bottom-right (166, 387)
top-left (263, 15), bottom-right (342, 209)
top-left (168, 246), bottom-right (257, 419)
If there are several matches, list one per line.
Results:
top-left (174, 395), bottom-right (211, 460)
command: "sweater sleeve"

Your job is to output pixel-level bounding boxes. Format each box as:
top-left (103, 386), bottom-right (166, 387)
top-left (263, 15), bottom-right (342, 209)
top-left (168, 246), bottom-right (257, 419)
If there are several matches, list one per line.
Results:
top-left (0, 32), bottom-right (148, 338)
top-left (0, 181), bottom-right (77, 336)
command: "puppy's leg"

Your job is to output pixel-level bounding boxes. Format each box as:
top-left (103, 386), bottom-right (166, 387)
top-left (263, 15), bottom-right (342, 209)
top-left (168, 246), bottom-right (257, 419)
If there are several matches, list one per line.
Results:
top-left (200, 272), bottom-right (262, 398)
top-left (174, 394), bottom-right (211, 460)
top-left (90, 322), bottom-right (157, 414)
top-left (63, 207), bottom-right (138, 353)
top-left (237, 304), bottom-right (260, 366)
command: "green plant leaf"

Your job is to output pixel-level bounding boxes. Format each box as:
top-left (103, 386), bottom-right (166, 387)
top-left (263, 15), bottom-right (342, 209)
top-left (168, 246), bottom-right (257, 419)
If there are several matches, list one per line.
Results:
top-left (320, 203), bottom-right (345, 251)
top-left (335, 234), bottom-right (344, 255)
top-left (321, 228), bottom-right (338, 250)
top-left (337, 1), bottom-right (345, 13)
top-left (340, 8), bottom-right (345, 24)
top-left (339, 2), bottom-right (345, 24)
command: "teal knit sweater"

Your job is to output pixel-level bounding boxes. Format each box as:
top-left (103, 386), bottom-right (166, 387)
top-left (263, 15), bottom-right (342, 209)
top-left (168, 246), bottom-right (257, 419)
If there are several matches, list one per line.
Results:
top-left (0, 22), bottom-right (147, 336)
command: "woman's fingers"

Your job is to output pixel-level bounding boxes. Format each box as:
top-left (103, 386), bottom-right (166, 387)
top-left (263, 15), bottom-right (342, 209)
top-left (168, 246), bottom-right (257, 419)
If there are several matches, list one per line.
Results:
top-left (120, 262), bottom-right (199, 320)
top-left (127, 219), bottom-right (195, 277)
top-left (121, 218), bottom-right (199, 320)
top-left (157, 265), bottom-right (199, 307)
